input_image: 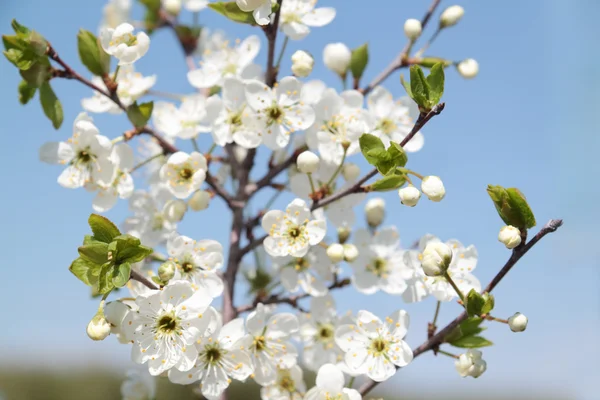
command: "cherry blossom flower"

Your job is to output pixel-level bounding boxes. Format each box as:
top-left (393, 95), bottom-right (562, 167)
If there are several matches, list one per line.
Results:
top-left (271, 245), bottom-right (334, 297)
top-left (260, 366), bottom-right (306, 400)
top-left (100, 22), bottom-right (150, 65)
top-left (279, 0), bottom-right (336, 40)
top-left (237, 0), bottom-right (272, 26)
top-left (304, 364), bottom-right (361, 400)
top-left (153, 95), bottom-right (216, 140)
top-left (159, 151), bottom-right (208, 199)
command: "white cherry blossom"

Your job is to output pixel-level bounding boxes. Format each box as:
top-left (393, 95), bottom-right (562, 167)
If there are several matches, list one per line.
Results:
top-left (159, 151), bottom-right (208, 199)
top-left (89, 142), bottom-right (135, 212)
top-left (39, 113), bottom-right (114, 189)
top-left (184, 0), bottom-right (209, 12)
top-left (188, 35), bottom-right (262, 89)
top-left (169, 316), bottom-right (253, 400)
top-left (243, 76), bottom-right (315, 150)
top-left (335, 310), bottom-right (413, 382)
top-left (121, 369), bottom-right (156, 400)
top-left (153, 94), bottom-right (216, 140)
top-left (271, 246), bottom-right (333, 297)
top-left (237, 0), bottom-right (273, 26)
top-left (100, 22), bottom-right (150, 65)
top-left (350, 227), bottom-right (411, 295)
top-left (304, 363), bottom-right (361, 400)
top-left (167, 234), bottom-right (225, 298)
top-left (261, 198), bottom-right (327, 258)
top-left (280, 0), bottom-right (336, 40)
top-left (260, 365), bottom-right (306, 400)
top-left (100, 0), bottom-right (131, 31)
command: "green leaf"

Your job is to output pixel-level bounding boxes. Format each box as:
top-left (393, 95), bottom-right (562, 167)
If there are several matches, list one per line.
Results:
top-left (350, 43), bottom-right (369, 80)
top-left (18, 80), bottom-right (37, 104)
top-left (481, 293), bottom-right (495, 315)
top-left (370, 173), bottom-right (407, 192)
top-left (88, 214), bottom-right (121, 243)
top-left (112, 262), bottom-right (131, 287)
top-left (139, 0), bottom-right (162, 32)
top-left (388, 142), bottom-right (408, 168)
top-left (450, 335), bottom-right (493, 349)
top-left (97, 263), bottom-right (115, 294)
top-left (20, 59), bottom-right (50, 87)
top-left (417, 57), bottom-right (453, 68)
top-left (400, 74), bottom-right (412, 97)
top-left (39, 82), bottom-right (63, 129)
top-left (11, 19), bottom-right (31, 36)
top-left (78, 242), bottom-right (109, 265)
top-left (466, 289), bottom-right (486, 317)
top-left (119, 245), bottom-right (154, 264)
top-left (359, 133), bottom-right (385, 165)
top-left (151, 276), bottom-right (164, 286)
top-left (487, 185), bottom-right (536, 230)
top-left (426, 62), bottom-right (445, 105)
top-left (208, 2), bottom-right (257, 25)
top-left (409, 65), bottom-right (430, 110)
top-left (127, 101), bottom-right (154, 128)
top-left (444, 317), bottom-right (486, 343)
top-left (77, 29), bottom-right (110, 76)
top-left (69, 257), bottom-right (94, 286)
top-left (4, 47), bottom-right (36, 70)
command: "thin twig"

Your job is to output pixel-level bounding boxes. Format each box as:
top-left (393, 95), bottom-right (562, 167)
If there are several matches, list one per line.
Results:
top-left (246, 145), bottom-right (308, 198)
top-left (357, 219), bottom-right (563, 396)
top-left (130, 268), bottom-right (159, 290)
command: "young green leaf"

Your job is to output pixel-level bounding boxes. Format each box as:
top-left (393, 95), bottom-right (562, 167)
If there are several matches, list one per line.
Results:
top-left (112, 262), bottom-right (131, 287)
top-left (20, 59), bottom-right (51, 87)
top-left (370, 173), bottom-right (407, 192)
top-left (426, 62), bottom-right (445, 105)
top-left (127, 101), bottom-right (154, 128)
top-left (208, 2), bottom-right (257, 25)
top-left (409, 65), bottom-right (430, 110)
top-left (97, 263), bottom-right (116, 294)
top-left (359, 133), bottom-right (385, 165)
top-left (444, 317), bottom-right (486, 343)
top-left (487, 185), bottom-right (536, 229)
top-left (77, 29), bottom-right (110, 76)
top-left (450, 335), bottom-right (493, 349)
top-left (481, 293), bottom-right (495, 315)
top-left (18, 80), bottom-right (37, 104)
top-left (118, 245), bottom-right (154, 264)
top-left (11, 19), bottom-right (31, 36)
top-left (88, 214), bottom-right (121, 243)
top-left (69, 257), bottom-right (94, 286)
top-left (39, 82), bottom-right (63, 129)
top-left (506, 188), bottom-right (536, 229)
top-left (350, 43), bottom-right (369, 80)
top-left (78, 242), bottom-right (110, 265)
top-left (417, 57), bottom-right (452, 68)
top-left (400, 74), bottom-right (412, 97)
top-left (466, 289), bottom-right (486, 317)
top-left (387, 142), bottom-right (408, 168)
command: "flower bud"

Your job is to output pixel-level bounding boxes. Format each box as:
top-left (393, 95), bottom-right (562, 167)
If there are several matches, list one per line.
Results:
top-left (457, 58), bottom-right (479, 79)
top-left (342, 163), bottom-right (360, 182)
top-left (421, 242), bottom-right (452, 276)
top-left (323, 42), bottom-right (351, 76)
top-left (291, 50), bottom-right (314, 78)
top-left (236, 0), bottom-right (269, 12)
top-left (365, 198), bottom-right (385, 227)
top-left (188, 190), bottom-right (211, 211)
top-left (158, 261), bottom-right (176, 282)
top-left (498, 225), bottom-right (521, 249)
top-left (162, 0), bottom-right (182, 16)
top-left (455, 349), bottom-right (486, 378)
top-left (404, 19), bottom-right (422, 40)
top-left (440, 5), bottom-right (465, 28)
top-left (337, 226), bottom-right (351, 244)
top-left (326, 243), bottom-right (345, 263)
top-left (87, 312), bottom-right (111, 341)
top-left (398, 185), bottom-right (421, 207)
top-left (163, 199), bottom-right (187, 222)
top-left (297, 150), bottom-right (320, 174)
top-left (508, 312), bottom-right (528, 332)
top-left (421, 176), bottom-right (446, 202)
top-left (343, 244), bottom-right (359, 262)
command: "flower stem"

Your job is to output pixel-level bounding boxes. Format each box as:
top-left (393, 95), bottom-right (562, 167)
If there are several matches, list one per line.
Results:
top-left (327, 147), bottom-right (347, 186)
top-left (400, 168), bottom-right (424, 180)
top-left (486, 315), bottom-right (509, 324)
top-left (444, 272), bottom-right (465, 303)
top-left (112, 65), bottom-right (121, 82)
top-left (130, 153), bottom-right (163, 173)
top-left (437, 349), bottom-right (459, 359)
top-left (275, 36), bottom-right (289, 70)
top-left (207, 143), bottom-right (217, 155)
top-left (347, 376), bottom-right (356, 388)
top-left (432, 300), bottom-right (441, 327)
top-left (307, 173), bottom-right (317, 194)
top-left (191, 138), bottom-right (201, 153)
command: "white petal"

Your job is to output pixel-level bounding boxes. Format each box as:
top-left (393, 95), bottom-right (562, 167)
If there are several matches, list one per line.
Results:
top-left (316, 363), bottom-right (344, 392)
top-left (301, 7), bottom-right (336, 27)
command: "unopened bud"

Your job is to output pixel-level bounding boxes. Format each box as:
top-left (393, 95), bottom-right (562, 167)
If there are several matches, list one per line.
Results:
top-left (291, 50), bottom-right (314, 78)
top-left (163, 199), bottom-right (187, 222)
top-left (337, 226), bottom-right (351, 244)
top-left (404, 19), bottom-right (422, 40)
top-left (398, 185), bottom-right (421, 207)
top-left (162, 0), bottom-right (182, 16)
top-left (455, 349), bottom-right (486, 378)
top-left (457, 58), bottom-right (479, 79)
top-left (87, 310), bottom-right (111, 341)
top-left (421, 176), bottom-right (446, 202)
top-left (297, 150), bottom-right (320, 174)
top-left (326, 243), bottom-right (345, 263)
top-left (188, 190), bottom-right (211, 211)
top-left (498, 225), bottom-right (521, 249)
top-left (421, 242), bottom-right (452, 276)
top-left (508, 312), bottom-right (528, 332)
top-left (323, 42), bottom-right (351, 76)
top-left (365, 198), bottom-right (385, 227)
top-left (158, 261), bottom-right (176, 282)
top-left (343, 244), bottom-right (359, 262)
top-left (440, 5), bottom-right (465, 28)
top-left (342, 163), bottom-right (360, 182)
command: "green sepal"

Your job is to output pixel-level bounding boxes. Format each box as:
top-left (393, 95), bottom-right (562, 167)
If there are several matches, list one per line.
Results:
top-left (350, 43), bottom-right (369, 81)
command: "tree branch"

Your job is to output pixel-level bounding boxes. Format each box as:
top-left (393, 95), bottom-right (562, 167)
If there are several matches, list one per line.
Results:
top-left (357, 219), bottom-right (564, 396)
top-left (246, 145), bottom-right (307, 198)
top-left (130, 268), bottom-right (159, 290)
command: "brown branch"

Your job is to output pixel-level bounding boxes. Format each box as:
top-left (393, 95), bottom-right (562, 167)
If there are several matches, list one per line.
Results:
top-left (130, 268), bottom-right (159, 290)
top-left (246, 145), bottom-right (308, 198)
top-left (311, 103), bottom-right (445, 212)
top-left (357, 219), bottom-right (564, 396)
top-left (264, 0), bottom-right (284, 87)
top-left (359, 0), bottom-right (443, 96)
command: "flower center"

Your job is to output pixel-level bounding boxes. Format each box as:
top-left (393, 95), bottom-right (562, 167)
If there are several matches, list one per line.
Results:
top-left (266, 104), bottom-right (284, 123)
top-left (223, 63), bottom-right (238, 75)
top-left (179, 167), bottom-right (193, 180)
top-left (369, 337), bottom-right (389, 355)
top-left (377, 118), bottom-right (397, 135)
top-left (291, 257), bottom-right (309, 272)
top-left (317, 323), bottom-right (335, 342)
top-left (368, 257), bottom-right (388, 277)
top-left (253, 335), bottom-right (267, 352)
top-left (181, 261), bottom-right (194, 273)
top-left (279, 374), bottom-right (296, 393)
top-left (227, 111), bottom-right (242, 127)
top-left (152, 213), bottom-right (164, 231)
top-left (77, 150), bottom-right (92, 164)
top-left (203, 344), bottom-right (223, 365)
top-left (156, 313), bottom-right (179, 335)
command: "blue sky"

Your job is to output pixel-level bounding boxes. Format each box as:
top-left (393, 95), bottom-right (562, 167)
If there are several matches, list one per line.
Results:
top-left (0, 0), bottom-right (598, 399)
